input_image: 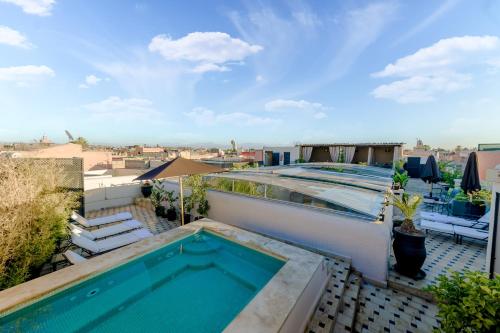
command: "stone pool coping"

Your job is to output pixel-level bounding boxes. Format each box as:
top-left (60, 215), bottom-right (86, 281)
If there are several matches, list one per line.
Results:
top-left (0, 219), bottom-right (326, 333)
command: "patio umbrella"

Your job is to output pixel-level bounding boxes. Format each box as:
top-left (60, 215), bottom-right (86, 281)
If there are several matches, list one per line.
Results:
top-left (461, 152), bottom-right (481, 193)
top-left (420, 155), bottom-right (441, 197)
top-left (134, 157), bottom-right (225, 225)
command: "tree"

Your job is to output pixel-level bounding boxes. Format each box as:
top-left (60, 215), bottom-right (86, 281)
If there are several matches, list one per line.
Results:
top-left (71, 137), bottom-right (89, 149)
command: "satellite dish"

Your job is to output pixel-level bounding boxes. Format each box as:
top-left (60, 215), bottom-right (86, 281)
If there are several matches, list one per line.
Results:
top-left (65, 130), bottom-right (74, 141)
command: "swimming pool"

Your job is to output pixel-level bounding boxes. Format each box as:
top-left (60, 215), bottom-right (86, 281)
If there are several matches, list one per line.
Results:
top-left (0, 230), bottom-right (285, 332)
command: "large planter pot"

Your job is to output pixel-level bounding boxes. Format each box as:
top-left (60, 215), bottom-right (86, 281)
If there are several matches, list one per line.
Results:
top-left (166, 208), bottom-right (177, 221)
top-left (183, 213), bottom-right (191, 224)
top-left (155, 206), bottom-right (165, 217)
top-left (141, 185), bottom-right (153, 198)
top-left (393, 227), bottom-right (427, 280)
top-left (451, 200), bottom-right (486, 218)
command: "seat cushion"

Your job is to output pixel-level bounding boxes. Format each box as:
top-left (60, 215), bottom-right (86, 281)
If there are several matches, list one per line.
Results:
top-left (86, 212), bottom-right (133, 227)
top-left (453, 226), bottom-right (488, 240)
top-left (420, 220), bottom-right (454, 234)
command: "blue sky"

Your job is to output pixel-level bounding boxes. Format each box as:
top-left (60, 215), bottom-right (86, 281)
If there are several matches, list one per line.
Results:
top-left (1, 0), bottom-right (500, 148)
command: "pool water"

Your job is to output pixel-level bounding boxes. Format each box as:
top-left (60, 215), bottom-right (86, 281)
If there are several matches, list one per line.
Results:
top-left (0, 231), bottom-right (285, 332)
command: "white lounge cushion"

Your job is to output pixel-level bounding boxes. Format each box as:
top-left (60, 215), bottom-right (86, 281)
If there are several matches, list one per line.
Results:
top-left (453, 226), bottom-right (488, 240)
top-left (71, 211), bottom-right (133, 227)
top-left (63, 250), bottom-right (87, 264)
top-left (420, 220), bottom-right (454, 234)
top-left (69, 220), bottom-right (143, 240)
top-left (68, 223), bottom-right (94, 239)
top-left (420, 211), bottom-right (487, 228)
top-left (71, 232), bottom-right (100, 253)
top-left (478, 210), bottom-right (491, 223)
top-left (90, 220), bottom-right (143, 239)
top-left (95, 228), bottom-right (153, 252)
top-left (71, 228), bottom-right (153, 253)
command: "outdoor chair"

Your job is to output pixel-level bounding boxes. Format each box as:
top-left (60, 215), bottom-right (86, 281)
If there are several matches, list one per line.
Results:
top-left (420, 211), bottom-right (489, 229)
top-left (70, 228), bottom-right (153, 255)
top-left (68, 219), bottom-right (144, 240)
top-left (453, 226), bottom-right (488, 244)
top-left (71, 211), bottom-right (133, 228)
top-left (420, 219), bottom-right (455, 238)
top-left (63, 250), bottom-right (87, 265)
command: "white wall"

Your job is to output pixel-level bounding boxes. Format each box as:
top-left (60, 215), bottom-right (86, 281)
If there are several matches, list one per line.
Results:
top-left (263, 146), bottom-right (300, 165)
top-left (206, 190), bottom-right (391, 284)
top-left (84, 183), bottom-right (141, 213)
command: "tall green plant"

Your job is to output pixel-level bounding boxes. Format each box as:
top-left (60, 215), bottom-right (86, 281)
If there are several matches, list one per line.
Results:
top-left (426, 271), bottom-right (499, 332)
top-left (185, 175), bottom-right (210, 217)
top-left (0, 159), bottom-right (78, 289)
top-left (389, 192), bottom-right (422, 234)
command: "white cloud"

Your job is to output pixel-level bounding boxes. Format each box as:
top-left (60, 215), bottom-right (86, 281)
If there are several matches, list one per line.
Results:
top-left (371, 73), bottom-right (471, 103)
top-left (372, 35), bottom-right (500, 103)
top-left (79, 74), bottom-right (102, 88)
top-left (0, 0), bottom-right (55, 16)
top-left (191, 63), bottom-right (229, 73)
top-left (313, 112), bottom-right (327, 119)
top-left (256, 75), bottom-right (264, 82)
top-left (149, 32), bottom-right (262, 74)
top-left (0, 26), bottom-right (32, 48)
top-left (185, 107), bottom-right (278, 126)
top-left (83, 96), bottom-right (160, 119)
top-left (0, 65), bottom-right (54, 85)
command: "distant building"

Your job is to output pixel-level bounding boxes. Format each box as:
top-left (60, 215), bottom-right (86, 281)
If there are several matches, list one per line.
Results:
top-left (9, 143), bottom-right (112, 171)
top-left (477, 143), bottom-right (500, 181)
top-left (263, 146), bottom-right (300, 166)
top-left (299, 143), bottom-right (404, 168)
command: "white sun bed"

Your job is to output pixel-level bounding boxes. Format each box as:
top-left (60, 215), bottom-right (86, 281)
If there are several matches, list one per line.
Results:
top-left (453, 225), bottom-right (488, 242)
top-left (420, 220), bottom-right (454, 235)
top-left (71, 228), bottom-right (153, 254)
top-left (69, 220), bottom-right (143, 240)
top-left (63, 250), bottom-right (87, 265)
top-left (420, 211), bottom-right (489, 228)
top-left (71, 211), bottom-right (133, 228)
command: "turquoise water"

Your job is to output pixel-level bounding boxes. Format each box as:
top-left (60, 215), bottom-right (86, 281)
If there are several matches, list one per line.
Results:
top-left (0, 231), bottom-right (285, 333)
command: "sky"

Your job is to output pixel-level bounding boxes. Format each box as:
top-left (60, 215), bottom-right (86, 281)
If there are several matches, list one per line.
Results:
top-left (1, 0), bottom-right (500, 148)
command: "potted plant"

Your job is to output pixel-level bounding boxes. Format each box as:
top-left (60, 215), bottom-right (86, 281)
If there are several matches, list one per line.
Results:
top-left (150, 180), bottom-right (166, 217)
top-left (164, 190), bottom-right (178, 221)
top-left (425, 270), bottom-right (499, 332)
top-left (185, 175), bottom-right (210, 221)
top-left (140, 180), bottom-right (153, 198)
top-left (389, 193), bottom-right (426, 279)
top-left (182, 195), bottom-right (193, 224)
top-left (451, 189), bottom-right (490, 218)
top-left (392, 170), bottom-right (409, 190)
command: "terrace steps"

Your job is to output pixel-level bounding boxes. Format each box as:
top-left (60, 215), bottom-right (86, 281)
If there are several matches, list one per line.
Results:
top-left (306, 257), bottom-right (352, 333)
top-left (332, 272), bottom-right (362, 333)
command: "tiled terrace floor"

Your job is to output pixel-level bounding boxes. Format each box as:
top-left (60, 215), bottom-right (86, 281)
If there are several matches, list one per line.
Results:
top-left (86, 204), bottom-right (180, 235)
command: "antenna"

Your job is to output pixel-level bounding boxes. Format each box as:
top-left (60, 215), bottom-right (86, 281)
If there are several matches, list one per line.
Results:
top-left (65, 130), bottom-right (74, 142)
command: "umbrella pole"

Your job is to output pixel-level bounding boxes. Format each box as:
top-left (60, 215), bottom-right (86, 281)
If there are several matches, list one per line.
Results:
top-left (179, 176), bottom-right (184, 226)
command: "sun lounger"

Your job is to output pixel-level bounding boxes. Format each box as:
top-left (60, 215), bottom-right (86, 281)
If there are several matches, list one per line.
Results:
top-left (420, 211), bottom-right (488, 229)
top-left (453, 225), bottom-right (488, 243)
top-left (420, 220), bottom-right (454, 235)
top-left (71, 211), bottom-right (133, 228)
top-left (70, 228), bottom-right (153, 254)
top-left (63, 250), bottom-right (87, 264)
top-left (69, 219), bottom-right (143, 240)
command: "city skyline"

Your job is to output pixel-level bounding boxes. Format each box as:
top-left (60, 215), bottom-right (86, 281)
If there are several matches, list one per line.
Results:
top-left (1, 0), bottom-right (500, 148)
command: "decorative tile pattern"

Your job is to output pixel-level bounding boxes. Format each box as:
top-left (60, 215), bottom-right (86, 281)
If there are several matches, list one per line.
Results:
top-left (354, 281), bottom-right (440, 333)
top-left (334, 272), bottom-right (361, 333)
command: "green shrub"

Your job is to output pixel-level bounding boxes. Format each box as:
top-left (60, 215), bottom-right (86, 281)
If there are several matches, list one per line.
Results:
top-left (0, 159), bottom-right (78, 289)
top-left (393, 171), bottom-right (409, 189)
top-left (426, 271), bottom-right (500, 332)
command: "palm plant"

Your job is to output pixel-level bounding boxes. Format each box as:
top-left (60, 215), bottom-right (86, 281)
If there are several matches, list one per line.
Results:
top-left (389, 193), bottom-right (422, 234)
